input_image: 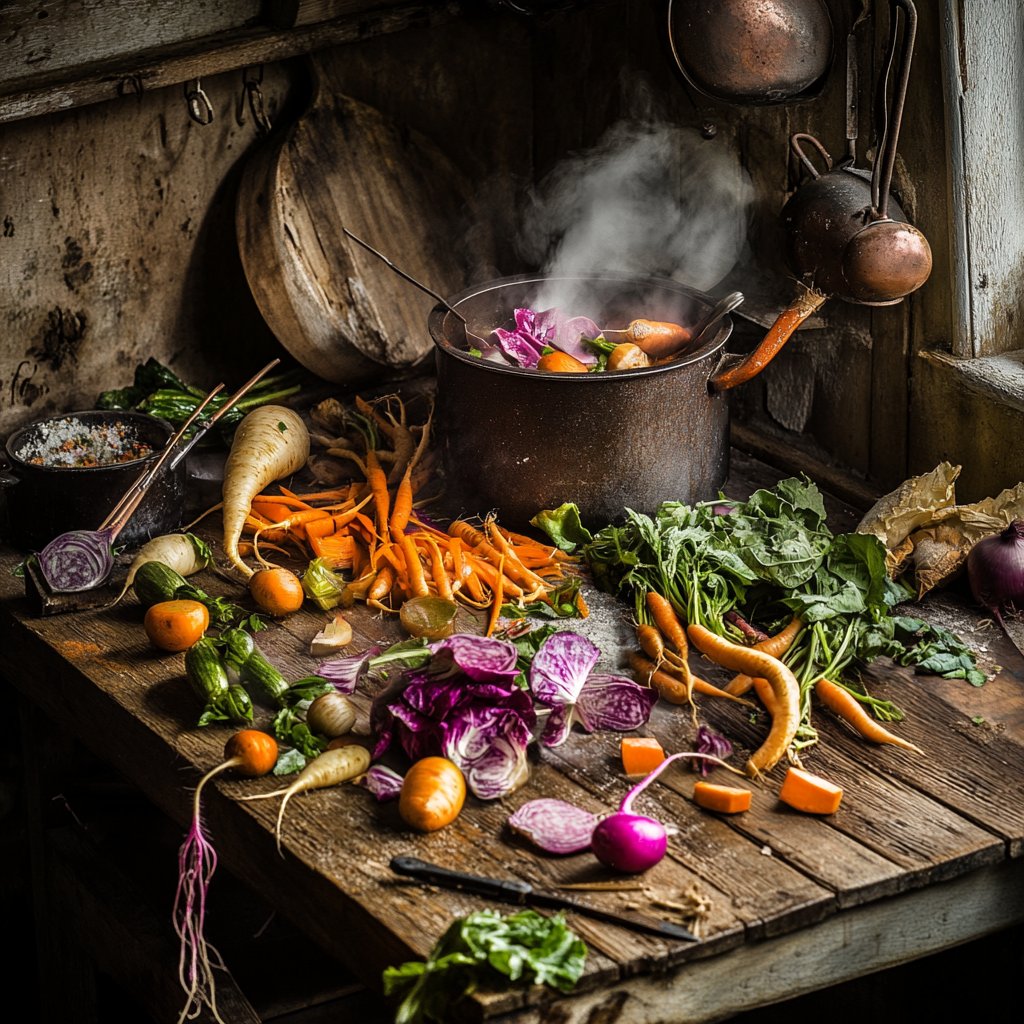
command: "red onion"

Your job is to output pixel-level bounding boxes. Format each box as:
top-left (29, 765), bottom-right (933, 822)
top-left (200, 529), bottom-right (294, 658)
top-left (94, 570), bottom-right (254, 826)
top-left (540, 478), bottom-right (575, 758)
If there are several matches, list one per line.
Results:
top-left (967, 520), bottom-right (1024, 626)
top-left (36, 527), bottom-right (116, 593)
top-left (591, 752), bottom-right (733, 873)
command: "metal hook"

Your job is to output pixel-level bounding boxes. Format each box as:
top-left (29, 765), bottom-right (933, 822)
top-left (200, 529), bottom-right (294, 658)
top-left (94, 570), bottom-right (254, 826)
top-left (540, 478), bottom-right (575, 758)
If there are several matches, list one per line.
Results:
top-left (184, 78), bottom-right (214, 125)
top-left (245, 66), bottom-right (272, 136)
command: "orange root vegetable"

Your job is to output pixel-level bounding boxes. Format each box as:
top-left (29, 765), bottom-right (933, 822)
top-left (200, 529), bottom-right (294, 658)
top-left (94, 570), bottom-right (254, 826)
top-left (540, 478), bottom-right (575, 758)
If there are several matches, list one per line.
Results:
top-left (778, 766), bottom-right (843, 815)
top-left (144, 599), bottom-right (209, 653)
top-left (686, 624), bottom-right (801, 777)
top-left (644, 592), bottom-right (695, 704)
top-left (240, 744), bottom-right (370, 853)
top-left (537, 350), bottom-right (589, 373)
top-left (248, 567), bottom-right (305, 617)
top-left (692, 781), bottom-right (752, 814)
top-left (608, 318), bottom-right (692, 358)
top-left (750, 675), bottom-right (778, 717)
top-left (620, 736), bottom-right (666, 776)
top-left (814, 678), bottom-right (923, 753)
top-left (398, 756), bottom-right (466, 832)
top-left (222, 405), bottom-right (310, 578)
top-left (175, 730), bottom-right (278, 1023)
top-left (486, 553), bottom-right (505, 636)
top-left (726, 617), bottom-right (804, 696)
top-left (627, 651), bottom-right (754, 708)
top-left (710, 289), bottom-right (827, 392)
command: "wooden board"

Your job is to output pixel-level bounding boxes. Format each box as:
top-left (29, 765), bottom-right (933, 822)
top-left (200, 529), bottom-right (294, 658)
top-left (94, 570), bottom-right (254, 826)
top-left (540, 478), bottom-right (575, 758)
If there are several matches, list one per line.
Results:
top-left (236, 51), bottom-right (494, 384)
top-left (2, 447), bottom-right (1023, 1021)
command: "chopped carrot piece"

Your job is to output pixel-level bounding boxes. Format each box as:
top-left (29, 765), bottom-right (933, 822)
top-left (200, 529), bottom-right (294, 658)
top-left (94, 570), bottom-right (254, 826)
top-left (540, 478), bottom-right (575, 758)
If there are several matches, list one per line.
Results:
top-left (309, 531), bottom-right (355, 570)
top-left (779, 766), bottom-right (843, 815)
top-left (692, 781), bottom-right (752, 814)
top-left (620, 736), bottom-right (666, 776)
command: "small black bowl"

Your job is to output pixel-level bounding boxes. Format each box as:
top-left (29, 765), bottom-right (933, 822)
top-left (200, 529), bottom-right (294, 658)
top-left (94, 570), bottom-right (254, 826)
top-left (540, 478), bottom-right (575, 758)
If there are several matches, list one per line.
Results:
top-left (0, 410), bottom-right (186, 552)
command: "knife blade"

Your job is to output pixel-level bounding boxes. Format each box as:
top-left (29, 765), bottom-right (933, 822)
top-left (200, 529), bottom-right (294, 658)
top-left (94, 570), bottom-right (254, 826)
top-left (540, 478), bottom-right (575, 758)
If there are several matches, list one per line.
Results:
top-left (389, 855), bottom-right (697, 942)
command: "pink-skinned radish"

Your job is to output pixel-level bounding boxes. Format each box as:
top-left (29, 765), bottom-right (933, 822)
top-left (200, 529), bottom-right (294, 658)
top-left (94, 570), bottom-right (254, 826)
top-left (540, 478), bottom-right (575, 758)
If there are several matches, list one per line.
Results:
top-left (591, 752), bottom-right (742, 873)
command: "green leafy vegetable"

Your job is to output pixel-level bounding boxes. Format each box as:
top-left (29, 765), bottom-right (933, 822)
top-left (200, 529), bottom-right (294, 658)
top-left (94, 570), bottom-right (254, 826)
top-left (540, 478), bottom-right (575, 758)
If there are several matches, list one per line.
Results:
top-left (583, 476), bottom-right (986, 750)
top-left (383, 909), bottom-right (586, 1024)
top-left (530, 503), bottom-right (594, 553)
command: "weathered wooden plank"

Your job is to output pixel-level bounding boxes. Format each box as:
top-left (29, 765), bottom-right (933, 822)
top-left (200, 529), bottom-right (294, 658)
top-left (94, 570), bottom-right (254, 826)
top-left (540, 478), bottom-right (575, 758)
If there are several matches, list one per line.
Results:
top-left (484, 858), bottom-right (1024, 1024)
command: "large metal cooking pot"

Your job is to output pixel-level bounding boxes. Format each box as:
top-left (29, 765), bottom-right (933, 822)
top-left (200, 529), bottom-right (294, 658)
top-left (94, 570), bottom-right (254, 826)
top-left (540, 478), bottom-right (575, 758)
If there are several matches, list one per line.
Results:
top-left (0, 410), bottom-right (185, 551)
top-left (429, 274), bottom-right (773, 528)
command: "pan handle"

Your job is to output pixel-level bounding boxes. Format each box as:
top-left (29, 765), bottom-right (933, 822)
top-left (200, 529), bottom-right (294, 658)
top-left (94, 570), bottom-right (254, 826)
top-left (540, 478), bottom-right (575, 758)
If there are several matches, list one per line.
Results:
top-left (708, 290), bottom-right (828, 393)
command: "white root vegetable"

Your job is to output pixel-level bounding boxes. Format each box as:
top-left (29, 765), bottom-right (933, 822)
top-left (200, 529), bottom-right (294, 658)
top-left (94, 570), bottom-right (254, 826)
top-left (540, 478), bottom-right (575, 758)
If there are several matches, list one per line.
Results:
top-left (239, 744), bottom-right (370, 852)
top-left (113, 532), bottom-right (211, 604)
top-left (221, 405), bottom-right (310, 578)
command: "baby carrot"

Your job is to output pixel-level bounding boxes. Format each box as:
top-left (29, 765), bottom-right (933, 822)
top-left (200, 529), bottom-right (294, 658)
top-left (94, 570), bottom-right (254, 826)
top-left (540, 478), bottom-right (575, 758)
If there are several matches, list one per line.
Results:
top-left (644, 592), bottom-right (695, 705)
top-left (422, 533), bottom-right (454, 600)
top-left (389, 463), bottom-right (415, 534)
top-left (814, 678), bottom-right (922, 753)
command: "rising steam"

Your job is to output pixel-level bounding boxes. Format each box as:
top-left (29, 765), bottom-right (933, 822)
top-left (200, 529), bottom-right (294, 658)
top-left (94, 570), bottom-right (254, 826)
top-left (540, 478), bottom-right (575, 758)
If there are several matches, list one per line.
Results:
top-left (518, 119), bottom-right (754, 313)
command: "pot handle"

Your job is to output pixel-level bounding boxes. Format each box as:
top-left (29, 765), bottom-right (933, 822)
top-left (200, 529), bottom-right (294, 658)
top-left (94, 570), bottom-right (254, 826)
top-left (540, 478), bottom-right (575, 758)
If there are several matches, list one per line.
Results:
top-left (708, 290), bottom-right (828, 393)
top-left (790, 133), bottom-right (833, 180)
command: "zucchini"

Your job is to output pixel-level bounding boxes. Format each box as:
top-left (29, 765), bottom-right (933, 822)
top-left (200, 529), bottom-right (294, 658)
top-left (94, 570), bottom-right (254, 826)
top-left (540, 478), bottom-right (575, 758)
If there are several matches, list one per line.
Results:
top-left (133, 560), bottom-right (189, 608)
top-left (185, 637), bottom-right (253, 726)
top-left (220, 627), bottom-right (289, 706)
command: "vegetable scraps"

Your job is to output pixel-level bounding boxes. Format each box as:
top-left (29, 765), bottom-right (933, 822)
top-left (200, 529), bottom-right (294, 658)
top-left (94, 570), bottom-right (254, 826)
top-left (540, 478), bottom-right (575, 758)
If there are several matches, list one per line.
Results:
top-left (468, 305), bottom-right (699, 373)
top-left (571, 476), bottom-right (985, 752)
top-left (369, 630), bottom-right (657, 799)
top-left (383, 908), bottom-right (587, 1024)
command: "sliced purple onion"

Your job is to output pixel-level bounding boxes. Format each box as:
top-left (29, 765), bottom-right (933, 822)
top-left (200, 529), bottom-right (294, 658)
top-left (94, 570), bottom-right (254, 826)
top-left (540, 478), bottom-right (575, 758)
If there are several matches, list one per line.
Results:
top-left (358, 765), bottom-right (404, 802)
top-left (508, 798), bottom-right (598, 855)
top-left (318, 645), bottom-right (382, 693)
top-left (575, 674), bottom-right (659, 733)
top-left (37, 527), bottom-right (116, 593)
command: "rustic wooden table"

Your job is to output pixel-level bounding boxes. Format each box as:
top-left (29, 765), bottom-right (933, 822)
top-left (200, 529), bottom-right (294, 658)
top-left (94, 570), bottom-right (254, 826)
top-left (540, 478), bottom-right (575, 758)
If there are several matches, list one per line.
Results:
top-left (4, 449), bottom-right (1024, 1024)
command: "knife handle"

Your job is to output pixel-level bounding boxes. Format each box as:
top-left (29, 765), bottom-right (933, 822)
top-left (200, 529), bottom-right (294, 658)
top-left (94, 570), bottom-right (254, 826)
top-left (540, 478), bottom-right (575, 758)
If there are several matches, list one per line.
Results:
top-left (390, 855), bottom-right (531, 902)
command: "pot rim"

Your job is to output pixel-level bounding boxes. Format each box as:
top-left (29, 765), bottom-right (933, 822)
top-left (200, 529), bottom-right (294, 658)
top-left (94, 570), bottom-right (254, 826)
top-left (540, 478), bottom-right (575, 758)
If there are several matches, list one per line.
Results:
top-left (428, 272), bottom-right (734, 381)
top-left (4, 409), bottom-right (175, 474)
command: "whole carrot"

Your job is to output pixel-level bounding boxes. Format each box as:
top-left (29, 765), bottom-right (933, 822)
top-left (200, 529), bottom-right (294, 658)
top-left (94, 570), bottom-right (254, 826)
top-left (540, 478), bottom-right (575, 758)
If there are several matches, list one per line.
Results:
top-left (628, 651), bottom-right (754, 708)
top-left (645, 592), bottom-right (696, 705)
top-left (814, 678), bottom-right (922, 753)
top-left (710, 289), bottom-right (826, 392)
top-left (727, 616), bottom-right (804, 696)
top-left (687, 624), bottom-right (801, 777)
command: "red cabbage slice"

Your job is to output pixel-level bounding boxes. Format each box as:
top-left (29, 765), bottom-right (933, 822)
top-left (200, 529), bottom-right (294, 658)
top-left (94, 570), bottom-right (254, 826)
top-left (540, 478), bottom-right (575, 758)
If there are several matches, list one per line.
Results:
top-left (358, 764), bottom-right (404, 802)
top-left (529, 631), bottom-right (600, 707)
top-left (507, 798), bottom-right (598, 854)
top-left (318, 645), bottom-right (382, 693)
top-left (574, 674), bottom-right (659, 733)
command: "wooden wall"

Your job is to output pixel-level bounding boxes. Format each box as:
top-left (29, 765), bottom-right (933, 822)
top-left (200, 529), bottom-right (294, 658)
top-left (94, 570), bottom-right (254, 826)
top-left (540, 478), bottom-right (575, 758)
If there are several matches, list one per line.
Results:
top-left (0, 0), bottom-right (1018, 500)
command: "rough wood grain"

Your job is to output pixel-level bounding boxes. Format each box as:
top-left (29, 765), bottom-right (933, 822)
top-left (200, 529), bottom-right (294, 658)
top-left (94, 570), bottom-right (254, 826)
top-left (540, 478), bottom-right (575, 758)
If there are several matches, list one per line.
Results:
top-left (236, 51), bottom-right (495, 383)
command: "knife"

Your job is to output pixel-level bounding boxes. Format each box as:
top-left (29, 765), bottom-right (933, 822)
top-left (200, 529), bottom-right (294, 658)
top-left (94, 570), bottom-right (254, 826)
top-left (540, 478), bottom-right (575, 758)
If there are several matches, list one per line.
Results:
top-left (389, 855), bottom-right (698, 942)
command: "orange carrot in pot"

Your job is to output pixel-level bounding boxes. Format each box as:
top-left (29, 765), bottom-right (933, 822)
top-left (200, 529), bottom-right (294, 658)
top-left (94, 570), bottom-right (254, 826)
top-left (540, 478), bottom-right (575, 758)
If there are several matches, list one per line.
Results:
top-left (814, 678), bottom-right (922, 753)
top-left (607, 319), bottom-right (692, 358)
top-left (687, 624), bottom-right (801, 777)
top-left (537, 350), bottom-right (589, 373)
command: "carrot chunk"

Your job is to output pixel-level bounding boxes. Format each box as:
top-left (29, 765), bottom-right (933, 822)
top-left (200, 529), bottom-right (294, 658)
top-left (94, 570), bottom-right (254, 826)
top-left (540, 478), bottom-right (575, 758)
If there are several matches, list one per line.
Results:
top-left (692, 781), bottom-right (752, 814)
top-left (778, 766), bottom-right (843, 815)
top-left (620, 736), bottom-right (666, 776)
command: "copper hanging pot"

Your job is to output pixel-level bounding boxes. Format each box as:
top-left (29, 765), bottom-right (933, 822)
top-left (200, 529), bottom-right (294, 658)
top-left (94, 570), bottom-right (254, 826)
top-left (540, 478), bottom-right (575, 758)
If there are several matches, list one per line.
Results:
top-left (781, 0), bottom-right (931, 306)
top-left (666, 0), bottom-right (834, 105)
top-left (711, 0), bottom-right (932, 393)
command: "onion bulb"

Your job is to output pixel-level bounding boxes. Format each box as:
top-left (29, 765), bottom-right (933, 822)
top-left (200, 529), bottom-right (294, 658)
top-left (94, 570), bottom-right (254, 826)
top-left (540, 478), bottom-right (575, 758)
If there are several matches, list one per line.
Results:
top-left (305, 691), bottom-right (356, 738)
top-left (967, 520), bottom-right (1024, 626)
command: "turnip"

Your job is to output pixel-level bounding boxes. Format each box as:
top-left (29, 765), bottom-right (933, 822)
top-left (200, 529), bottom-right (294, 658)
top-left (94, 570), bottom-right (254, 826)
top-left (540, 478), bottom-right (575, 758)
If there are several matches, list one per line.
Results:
top-left (221, 405), bottom-right (310, 578)
top-left (114, 531), bottom-right (212, 604)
